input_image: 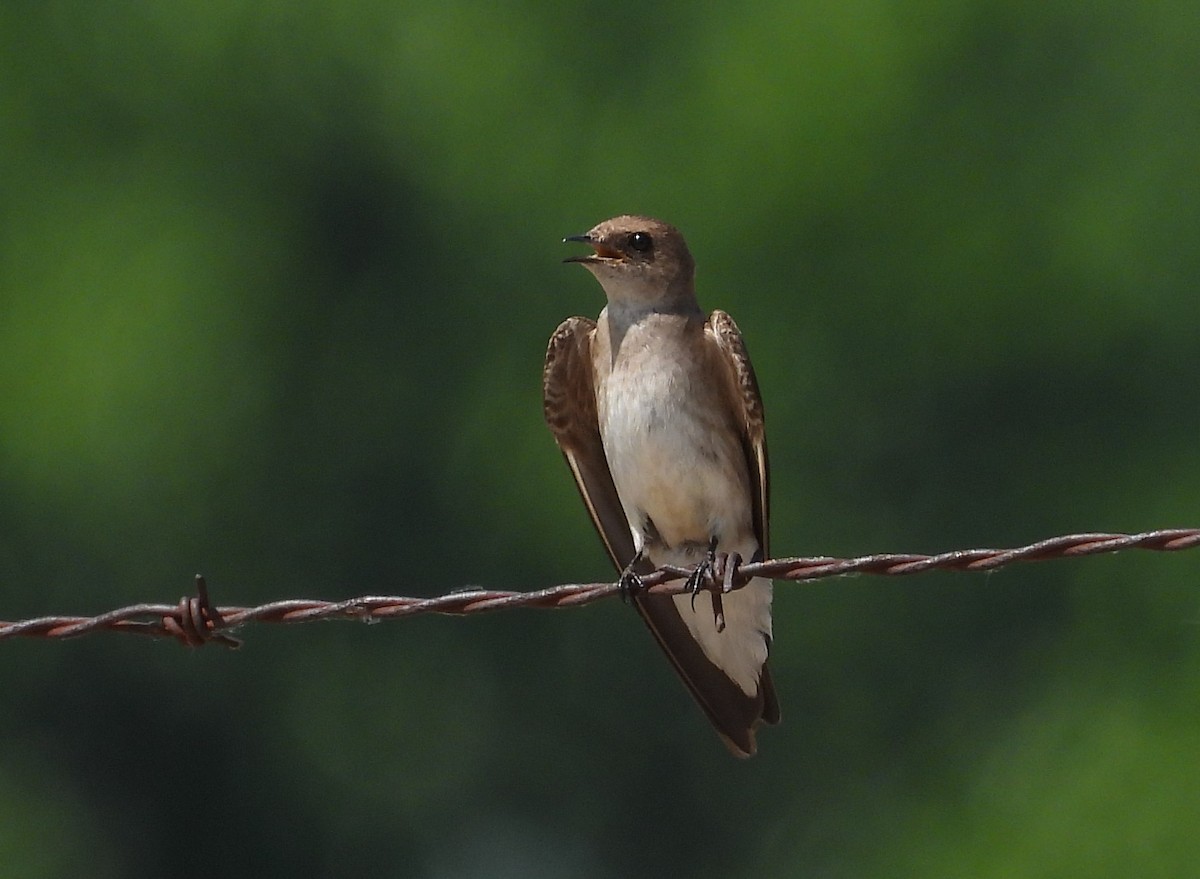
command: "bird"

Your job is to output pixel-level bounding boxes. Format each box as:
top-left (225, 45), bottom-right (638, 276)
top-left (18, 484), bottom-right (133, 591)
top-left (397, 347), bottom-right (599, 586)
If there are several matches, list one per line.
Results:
top-left (542, 215), bottom-right (779, 757)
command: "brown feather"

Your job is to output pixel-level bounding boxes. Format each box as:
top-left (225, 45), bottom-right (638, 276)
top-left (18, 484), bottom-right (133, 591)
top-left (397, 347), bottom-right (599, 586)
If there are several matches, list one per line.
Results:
top-left (705, 310), bottom-right (770, 559)
top-left (543, 317), bottom-right (636, 569)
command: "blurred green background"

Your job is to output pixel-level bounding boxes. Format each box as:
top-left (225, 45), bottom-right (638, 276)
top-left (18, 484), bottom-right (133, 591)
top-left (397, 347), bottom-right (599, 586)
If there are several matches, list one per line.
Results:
top-left (2, 2), bottom-right (1198, 876)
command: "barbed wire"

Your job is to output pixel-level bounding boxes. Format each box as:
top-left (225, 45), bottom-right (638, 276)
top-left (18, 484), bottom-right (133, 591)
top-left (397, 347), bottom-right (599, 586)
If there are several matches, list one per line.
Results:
top-left (1, 528), bottom-right (1196, 648)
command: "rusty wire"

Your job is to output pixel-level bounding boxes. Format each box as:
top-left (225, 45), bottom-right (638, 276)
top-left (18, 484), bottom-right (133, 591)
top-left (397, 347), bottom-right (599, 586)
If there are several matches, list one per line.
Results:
top-left (1, 528), bottom-right (1196, 648)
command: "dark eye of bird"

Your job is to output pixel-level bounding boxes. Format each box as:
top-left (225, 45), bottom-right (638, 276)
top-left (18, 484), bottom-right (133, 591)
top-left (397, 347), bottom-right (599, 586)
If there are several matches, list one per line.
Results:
top-left (628, 231), bottom-right (653, 253)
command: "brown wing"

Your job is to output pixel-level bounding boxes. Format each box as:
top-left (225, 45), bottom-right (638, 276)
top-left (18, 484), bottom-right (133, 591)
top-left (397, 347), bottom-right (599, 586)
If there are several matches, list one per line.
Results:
top-left (543, 317), bottom-right (642, 572)
top-left (705, 309), bottom-right (769, 559)
top-left (705, 310), bottom-right (780, 729)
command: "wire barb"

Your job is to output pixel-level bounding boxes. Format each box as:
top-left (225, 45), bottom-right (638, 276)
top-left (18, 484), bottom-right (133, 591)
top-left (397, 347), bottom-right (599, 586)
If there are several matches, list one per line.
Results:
top-left (1, 528), bottom-right (1196, 645)
top-left (159, 575), bottom-right (242, 649)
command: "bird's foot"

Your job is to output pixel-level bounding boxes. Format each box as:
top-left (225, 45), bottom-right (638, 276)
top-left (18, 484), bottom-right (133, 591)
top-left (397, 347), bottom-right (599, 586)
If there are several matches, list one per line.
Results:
top-left (617, 549), bottom-right (646, 604)
top-left (686, 538), bottom-right (719, 609)
top-left (687, 540), bottom-right (743, 633)
top-left (711, 550), bottom-right (745, 594)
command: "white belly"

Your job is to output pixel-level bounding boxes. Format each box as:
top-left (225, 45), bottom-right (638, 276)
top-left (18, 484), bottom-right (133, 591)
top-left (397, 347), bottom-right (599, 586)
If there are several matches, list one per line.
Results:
top-left (599, 363), bottom-right (753, 557)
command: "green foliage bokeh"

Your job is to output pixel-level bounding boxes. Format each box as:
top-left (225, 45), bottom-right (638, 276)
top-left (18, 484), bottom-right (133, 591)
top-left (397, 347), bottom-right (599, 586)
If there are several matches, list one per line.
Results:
top-left (1, 3), bottom-right (1197, 877)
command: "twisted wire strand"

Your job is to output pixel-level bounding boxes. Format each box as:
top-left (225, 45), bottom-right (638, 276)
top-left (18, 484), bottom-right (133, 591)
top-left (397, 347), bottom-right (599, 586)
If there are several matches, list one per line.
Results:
top-left (1, 528), bottom-right (1196, 647)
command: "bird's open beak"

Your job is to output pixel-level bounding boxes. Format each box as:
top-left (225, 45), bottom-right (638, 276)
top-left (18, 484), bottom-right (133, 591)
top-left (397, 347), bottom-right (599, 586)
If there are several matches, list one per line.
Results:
top-left (563, 234), bottom-right (621, 264)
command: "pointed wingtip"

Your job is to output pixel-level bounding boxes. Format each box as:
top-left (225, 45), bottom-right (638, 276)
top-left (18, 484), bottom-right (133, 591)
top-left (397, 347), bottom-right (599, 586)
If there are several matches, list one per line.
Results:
top-left (720, 731), bottom-right (757, 759)
top-left (717, 695), bottom-right (778, 758)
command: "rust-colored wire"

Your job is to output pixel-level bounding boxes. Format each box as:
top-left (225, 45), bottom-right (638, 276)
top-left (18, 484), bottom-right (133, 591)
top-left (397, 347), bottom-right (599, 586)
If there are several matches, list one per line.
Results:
top-left (1, 528), bottom-right (1196, 648)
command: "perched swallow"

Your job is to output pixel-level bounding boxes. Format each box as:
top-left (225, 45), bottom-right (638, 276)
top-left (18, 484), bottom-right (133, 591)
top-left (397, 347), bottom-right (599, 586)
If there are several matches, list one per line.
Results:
top-left (544, 215), bottom-right (778, 756)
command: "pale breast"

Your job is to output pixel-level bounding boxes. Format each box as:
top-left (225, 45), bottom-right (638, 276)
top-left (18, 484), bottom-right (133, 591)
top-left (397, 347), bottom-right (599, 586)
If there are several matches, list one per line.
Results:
top-left (598, 337), bottom-right (753, 558)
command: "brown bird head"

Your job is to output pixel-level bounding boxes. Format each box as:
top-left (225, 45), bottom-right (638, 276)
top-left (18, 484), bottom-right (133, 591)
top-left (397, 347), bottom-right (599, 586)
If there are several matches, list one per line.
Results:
top-left (564, 215), bottom-right (696, 308)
